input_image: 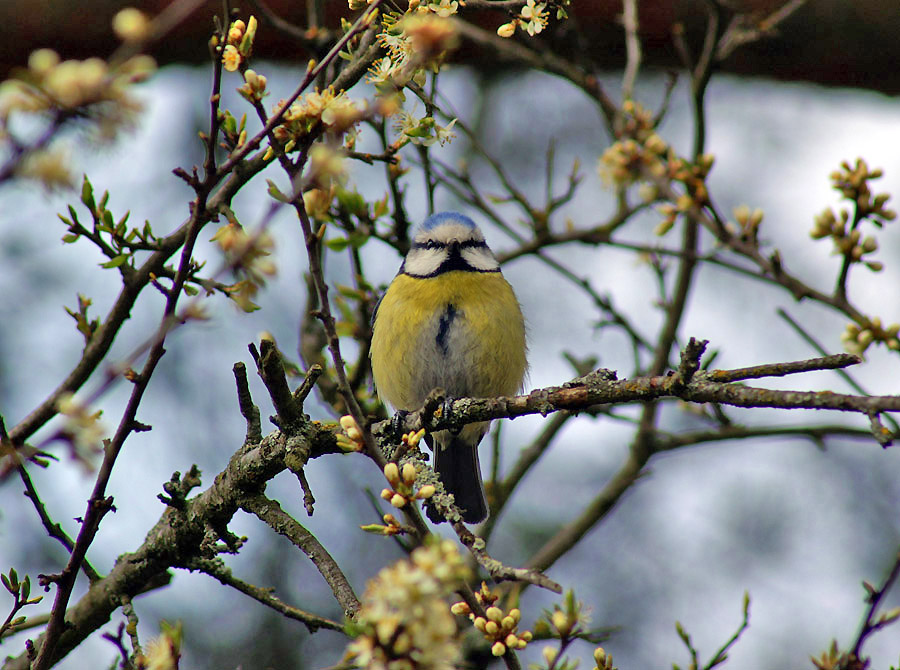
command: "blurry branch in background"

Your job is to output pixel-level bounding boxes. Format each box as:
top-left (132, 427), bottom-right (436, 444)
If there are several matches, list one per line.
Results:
top-left (2, 0), bottom-right (900, 669)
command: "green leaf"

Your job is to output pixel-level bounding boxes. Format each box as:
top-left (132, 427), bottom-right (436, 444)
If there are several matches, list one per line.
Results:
top-left (336, 188), bottom-right (367, 216)
top-left (337, 285), bottom-right (366, 300)
top-left (222, 111), bottom-right (236, 136)
top-left (80, 176), bottom-right (95, 212)
top-left (20, 576), bottom-right (29, 601)
top-left (348, 230), bottom-right (370, 249)
top-left (100, 254), bottom-right (129, 269)
top-left (324, 237), bottom-right (349, 252)
top-left (101, 208), bottom-right (114, 230)
top-left (116, 210), bottom-right (130, 231)
top-left (183, 285), bottom-right (199, 296)
top-left (61, 233), bottom-right (79, 244)
top-left (373, 195), bottom-right (389, 219)
top-left (266, 179), bottom-right (291, 203)
top-left (335, 321), bottom-right (356, 337)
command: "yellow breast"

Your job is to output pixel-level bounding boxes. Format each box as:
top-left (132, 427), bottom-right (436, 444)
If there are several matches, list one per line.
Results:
top-left (370, 271), bottom-right (527, 411)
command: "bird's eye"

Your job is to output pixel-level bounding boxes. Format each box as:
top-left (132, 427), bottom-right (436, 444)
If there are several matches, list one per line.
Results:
top-left (424, 240), bottom-right (441, 250)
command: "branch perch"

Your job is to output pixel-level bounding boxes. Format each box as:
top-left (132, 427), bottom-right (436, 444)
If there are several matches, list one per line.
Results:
top-left (384, 342), bottom-right (895, 439)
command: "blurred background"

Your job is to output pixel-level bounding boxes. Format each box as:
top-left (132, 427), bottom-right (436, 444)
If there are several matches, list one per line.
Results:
top-left (2, 2), bottom-right (900, 670)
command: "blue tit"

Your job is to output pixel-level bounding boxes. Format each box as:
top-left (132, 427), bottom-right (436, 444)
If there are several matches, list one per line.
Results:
top-left (370, 211), bottom-right (528, 524)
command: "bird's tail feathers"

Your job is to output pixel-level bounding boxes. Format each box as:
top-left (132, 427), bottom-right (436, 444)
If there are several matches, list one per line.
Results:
top-left (427, 432), bottom-right (488, 524)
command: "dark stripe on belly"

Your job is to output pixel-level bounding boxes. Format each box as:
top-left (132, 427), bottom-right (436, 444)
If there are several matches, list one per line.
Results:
top-left (436, 304), bottom-right (457, 356)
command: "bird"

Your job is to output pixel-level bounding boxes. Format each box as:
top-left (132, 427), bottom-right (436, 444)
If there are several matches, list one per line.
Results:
top-left (370, 211), bottom-right (527, 524)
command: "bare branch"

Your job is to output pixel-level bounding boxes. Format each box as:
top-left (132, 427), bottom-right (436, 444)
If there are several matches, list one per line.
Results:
top-left (186, 557), bottom-right (345, 633)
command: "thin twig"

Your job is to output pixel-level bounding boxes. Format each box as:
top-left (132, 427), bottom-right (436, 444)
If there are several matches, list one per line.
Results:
top-left (186, 556), bottom-right (344, 632)
top-left (698, 353), bottom-right (860, 383)
top-left (850, 548), bottom-right (900, 659)
top-left (621, 0), bottom-right (641, 101)
top-left (241, 493), bottom-right (360, 616)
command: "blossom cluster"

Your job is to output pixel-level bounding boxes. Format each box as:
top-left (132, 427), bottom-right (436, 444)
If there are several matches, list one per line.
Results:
top-left (728, 204), bottom-right (764, 245)
top-left (829, 159), bottom-right (896, 222)
top-left (809, 159), bottom-right (895, 273)
top-left (380, 459), bottom-right (436, 510)
top-left (841, 317), bottom-right (900, 356)
top-left (497, 0), bottom-right (553, 38)
top-left (345, 540), bottom-right (469, 670)
top-left (1, 48), bottom-right (154, 116)
top-left (210, 223), bottom-right (277, 312)
top-left (0, 44), bottom-right (155, 189)
top-left (221, 17), bottom-right (258, 73)
top-left (56, 392), bottom-right (106, 466)
top-left (270, 88), bottom-right (364, 153)
top-left (367, 13), bottom-right (458, 91)
top-left (450, 582), bottom-right (532, 657)
top-left (810, 207), bottom-right (882, 271)
top-left (599, 101), bottom-right (714, 236)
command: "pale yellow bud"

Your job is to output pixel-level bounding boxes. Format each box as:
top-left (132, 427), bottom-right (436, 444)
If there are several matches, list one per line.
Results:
top-left (644, 133), bottom-right (667, 154)
top-left (28, 48), bottom-right (60, 75)
top-left (401, 462), bottom-right (417, 485)
top-left (390, 493), bottom-right (407, 508)
top-left (491, 642), bottom-right (506, 657)
top-left (543, 646), bottom-right (558, 664)
top-left (857, 329), bottom-right (874, 349)
top-left (551, 609), bottom-right (572, 636)
top-left (676, 193), bottom-right (694, 212)
top-left (485, 606), bottom-right (503, 622)
top-left (383, 462), bottom-right (400, 486)
top-left (497, 22), bottom-right (516, 37)
top-left (450, 602), bottom-right (469, 615)
top-left (113, 8), bottom-right (151, 42)
top-left (416, 484), bottom-right (435, 499)
top-left (485, 620), bottom-right (499, 635)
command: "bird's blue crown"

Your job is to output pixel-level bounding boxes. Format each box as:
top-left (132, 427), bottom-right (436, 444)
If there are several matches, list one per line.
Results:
top-left (419, 211), bottom-right (477, 232)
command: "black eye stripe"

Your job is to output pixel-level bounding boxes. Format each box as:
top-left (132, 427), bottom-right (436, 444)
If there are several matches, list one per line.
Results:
top-left (411, 240), bottom-right (487, 250)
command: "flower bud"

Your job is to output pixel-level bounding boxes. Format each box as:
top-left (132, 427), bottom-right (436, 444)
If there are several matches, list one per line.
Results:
top-left (402, 462), bottom-right (417, 485)
top-left (383, 462), bottom-right (400, 486)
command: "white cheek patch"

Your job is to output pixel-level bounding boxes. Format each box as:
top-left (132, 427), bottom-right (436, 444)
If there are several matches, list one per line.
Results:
top-left (461, 247), bottom-right (499, 271)
top-left (404, 248), bottom-right (447, 276)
